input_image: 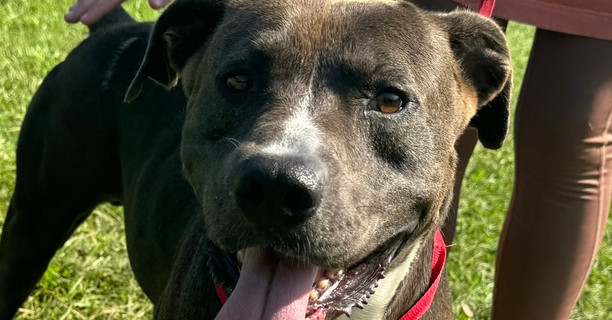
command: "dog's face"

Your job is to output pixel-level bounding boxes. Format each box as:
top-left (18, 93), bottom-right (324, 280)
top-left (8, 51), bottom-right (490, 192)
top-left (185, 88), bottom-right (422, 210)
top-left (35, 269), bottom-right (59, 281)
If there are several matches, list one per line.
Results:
top-left (127, 0), bottom-right (510, 317)
top-left (184, 0), bottom-right (467, 263)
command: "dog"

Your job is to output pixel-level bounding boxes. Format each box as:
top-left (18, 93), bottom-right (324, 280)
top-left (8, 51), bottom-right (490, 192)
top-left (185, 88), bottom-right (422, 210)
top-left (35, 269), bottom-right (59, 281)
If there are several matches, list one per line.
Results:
top-left (0, 0), bottom-right (511, 319)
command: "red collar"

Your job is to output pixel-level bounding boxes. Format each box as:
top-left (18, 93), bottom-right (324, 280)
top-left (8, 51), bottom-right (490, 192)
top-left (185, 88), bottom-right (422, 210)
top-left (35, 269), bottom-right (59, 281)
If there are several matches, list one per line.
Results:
top-left (213, 230), bottom-right (447, 320)
top-left (398, 230), bottom-right (447, 320)
top-left (478, 0), bottom-right (497, 18)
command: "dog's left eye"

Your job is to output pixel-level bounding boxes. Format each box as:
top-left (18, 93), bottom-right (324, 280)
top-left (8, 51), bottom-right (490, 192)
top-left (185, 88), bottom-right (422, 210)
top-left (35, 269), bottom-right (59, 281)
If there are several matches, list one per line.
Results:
top-left (372, 92), bottom-right (404, 114)
top-left (226, 74), bottom-right (252, 92)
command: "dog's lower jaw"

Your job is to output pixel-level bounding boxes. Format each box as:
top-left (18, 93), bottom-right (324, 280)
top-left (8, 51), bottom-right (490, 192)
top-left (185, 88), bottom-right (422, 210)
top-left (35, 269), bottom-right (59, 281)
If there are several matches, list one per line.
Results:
top-left (335, 240), bottom-right (423, 320)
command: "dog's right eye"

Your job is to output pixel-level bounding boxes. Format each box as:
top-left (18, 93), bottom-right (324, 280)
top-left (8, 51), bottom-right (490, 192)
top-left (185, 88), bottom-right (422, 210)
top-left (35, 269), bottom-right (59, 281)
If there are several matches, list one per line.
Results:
top-left (226, 74), bottom-right (252, 92)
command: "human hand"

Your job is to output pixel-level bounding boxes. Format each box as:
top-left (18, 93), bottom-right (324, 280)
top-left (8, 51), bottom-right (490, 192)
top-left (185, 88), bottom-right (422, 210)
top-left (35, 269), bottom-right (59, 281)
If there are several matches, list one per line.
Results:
top-left (65, 0), bottom-right (172, 25)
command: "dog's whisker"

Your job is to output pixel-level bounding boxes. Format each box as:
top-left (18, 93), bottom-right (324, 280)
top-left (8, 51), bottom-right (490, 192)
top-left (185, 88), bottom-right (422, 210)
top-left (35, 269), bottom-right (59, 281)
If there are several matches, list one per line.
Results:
top-left (355, 205), bottom-right (385, 211)
top-left (220, 137), bottom-right (242, 150)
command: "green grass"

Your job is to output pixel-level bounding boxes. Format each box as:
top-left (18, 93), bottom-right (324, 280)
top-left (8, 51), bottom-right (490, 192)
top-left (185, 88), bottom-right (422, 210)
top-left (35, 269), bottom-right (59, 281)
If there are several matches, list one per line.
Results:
top-left (0, 2), bottom-right (610, 319)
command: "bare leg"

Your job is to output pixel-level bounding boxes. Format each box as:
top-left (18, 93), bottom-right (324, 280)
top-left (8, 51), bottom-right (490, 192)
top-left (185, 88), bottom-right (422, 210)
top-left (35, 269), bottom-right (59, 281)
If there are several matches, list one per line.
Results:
top-left (493, 29), bottom-right (612, 319)
top-left (443, 128), bottom-right (478, 244)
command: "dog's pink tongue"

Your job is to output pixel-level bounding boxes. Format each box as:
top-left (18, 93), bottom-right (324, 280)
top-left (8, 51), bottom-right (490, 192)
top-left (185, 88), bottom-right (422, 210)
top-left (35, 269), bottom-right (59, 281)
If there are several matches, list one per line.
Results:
top-left (214, 247), bottom-right (319, 320)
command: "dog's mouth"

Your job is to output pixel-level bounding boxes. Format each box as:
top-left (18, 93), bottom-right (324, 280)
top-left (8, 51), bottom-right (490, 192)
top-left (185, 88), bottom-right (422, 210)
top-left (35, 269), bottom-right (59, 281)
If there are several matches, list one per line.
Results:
top-left (207, 234), bottom-right (407, 320)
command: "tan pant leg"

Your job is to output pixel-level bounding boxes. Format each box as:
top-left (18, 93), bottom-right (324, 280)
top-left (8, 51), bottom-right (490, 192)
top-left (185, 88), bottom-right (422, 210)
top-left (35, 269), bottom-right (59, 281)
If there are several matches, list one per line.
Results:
top-left (493, 29), bottom-right (612, 320)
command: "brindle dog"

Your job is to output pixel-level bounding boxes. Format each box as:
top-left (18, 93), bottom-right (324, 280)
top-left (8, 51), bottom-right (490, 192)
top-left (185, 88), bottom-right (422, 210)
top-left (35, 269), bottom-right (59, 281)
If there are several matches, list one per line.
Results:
top-left (0, 0), bottom-right (511, 319)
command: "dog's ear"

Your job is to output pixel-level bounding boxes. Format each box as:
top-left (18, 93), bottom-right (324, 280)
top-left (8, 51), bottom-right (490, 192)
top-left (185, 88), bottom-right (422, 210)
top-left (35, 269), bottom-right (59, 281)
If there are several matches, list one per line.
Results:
top-left (439, 11), bottom-right (512, 149)
top-left (125, 0), bottom-right (225, 102)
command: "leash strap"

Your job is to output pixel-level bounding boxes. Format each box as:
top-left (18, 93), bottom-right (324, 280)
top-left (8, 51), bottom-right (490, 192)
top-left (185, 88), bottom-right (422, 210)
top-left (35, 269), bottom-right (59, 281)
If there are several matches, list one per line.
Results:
top-left (478, 0), bottom-right (497, 18)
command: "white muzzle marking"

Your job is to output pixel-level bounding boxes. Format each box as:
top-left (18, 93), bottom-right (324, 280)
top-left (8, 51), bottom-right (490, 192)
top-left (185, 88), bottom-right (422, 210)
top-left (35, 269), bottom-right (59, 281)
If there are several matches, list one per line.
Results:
top-left (262, 100), bottom-right (321, 157)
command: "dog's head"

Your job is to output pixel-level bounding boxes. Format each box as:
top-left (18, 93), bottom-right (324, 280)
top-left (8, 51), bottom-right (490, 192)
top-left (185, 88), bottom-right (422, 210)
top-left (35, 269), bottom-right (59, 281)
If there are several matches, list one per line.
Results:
top-left (127, 0), bottom-right (510, 318)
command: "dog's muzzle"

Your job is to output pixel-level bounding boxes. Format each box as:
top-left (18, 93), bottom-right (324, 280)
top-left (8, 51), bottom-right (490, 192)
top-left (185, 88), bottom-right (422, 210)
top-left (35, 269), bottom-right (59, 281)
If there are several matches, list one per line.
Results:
top-left (205, 154), bottom-right (410, 319)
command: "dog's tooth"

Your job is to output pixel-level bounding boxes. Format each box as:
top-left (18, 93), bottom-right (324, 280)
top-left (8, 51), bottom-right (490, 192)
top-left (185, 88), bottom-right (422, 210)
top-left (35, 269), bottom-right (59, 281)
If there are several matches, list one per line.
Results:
top-left (342, 307), bottom-right (352, 317)
top-left (236, 250), bottom-right (245, 263)
top-left (325, 269), bottom-right (344, 278)
top-left (317, 279), bottom-right (329, 290)
top-left (309, 290), bottom-right (318, 302)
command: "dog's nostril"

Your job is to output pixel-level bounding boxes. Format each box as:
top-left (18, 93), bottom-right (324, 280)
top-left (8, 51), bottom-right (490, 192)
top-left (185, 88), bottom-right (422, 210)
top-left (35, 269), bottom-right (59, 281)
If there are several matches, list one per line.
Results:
top-left (236, 178), bottom-right (265, 206)
top-left (282, 185), bottom-right (317, 216)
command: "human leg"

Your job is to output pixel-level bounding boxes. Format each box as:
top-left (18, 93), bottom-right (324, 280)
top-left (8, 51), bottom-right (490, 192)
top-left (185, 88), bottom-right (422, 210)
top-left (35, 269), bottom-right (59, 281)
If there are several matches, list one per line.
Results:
top-left (493, 29), bottom-right (612, 319)
top-left (443, 129), bottom-right (478, 244)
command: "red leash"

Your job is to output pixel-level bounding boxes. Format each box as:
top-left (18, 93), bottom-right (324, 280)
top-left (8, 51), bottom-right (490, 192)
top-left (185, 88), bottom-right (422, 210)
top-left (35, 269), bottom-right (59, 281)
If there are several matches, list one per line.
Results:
top-left (478, 0), bottom-right (497, 18)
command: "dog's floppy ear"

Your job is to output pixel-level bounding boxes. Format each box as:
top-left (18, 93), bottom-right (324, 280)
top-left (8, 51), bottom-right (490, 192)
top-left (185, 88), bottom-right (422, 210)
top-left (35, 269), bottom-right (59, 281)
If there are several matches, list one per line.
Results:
top-left (125, 0), bottom-right (225, 102)
top-left (439, 11), bottom-right (512, 149)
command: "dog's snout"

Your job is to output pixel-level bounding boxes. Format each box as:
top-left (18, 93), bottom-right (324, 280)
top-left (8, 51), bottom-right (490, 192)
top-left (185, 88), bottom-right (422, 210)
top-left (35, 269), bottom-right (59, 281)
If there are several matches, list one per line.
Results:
top-left (235, 155), bottom-right (323, 228)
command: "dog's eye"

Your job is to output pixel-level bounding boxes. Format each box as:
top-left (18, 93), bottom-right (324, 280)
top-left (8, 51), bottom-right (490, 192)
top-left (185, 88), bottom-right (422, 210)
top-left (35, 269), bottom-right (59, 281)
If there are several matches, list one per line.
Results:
top-left (373, 92), bottom-right (404, 114)
top-left (226, 74), bottom-right (252, 92)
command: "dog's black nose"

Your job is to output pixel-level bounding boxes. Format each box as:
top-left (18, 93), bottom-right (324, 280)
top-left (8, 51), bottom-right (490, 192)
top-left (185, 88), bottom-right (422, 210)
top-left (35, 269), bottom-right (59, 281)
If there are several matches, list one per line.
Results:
top-left (235, 155), bottom-right (323, 228)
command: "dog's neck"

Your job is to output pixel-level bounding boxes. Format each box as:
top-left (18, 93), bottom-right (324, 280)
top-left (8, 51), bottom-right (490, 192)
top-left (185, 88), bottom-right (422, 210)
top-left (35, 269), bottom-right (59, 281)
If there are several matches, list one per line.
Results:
top-left (336, 238), bottom-right (430, 320)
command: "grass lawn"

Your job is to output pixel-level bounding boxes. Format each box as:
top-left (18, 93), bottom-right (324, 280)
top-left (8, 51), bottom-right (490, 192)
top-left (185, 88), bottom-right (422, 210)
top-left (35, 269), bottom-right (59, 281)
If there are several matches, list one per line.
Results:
top-left (1, 1), bottom-right (610, 319)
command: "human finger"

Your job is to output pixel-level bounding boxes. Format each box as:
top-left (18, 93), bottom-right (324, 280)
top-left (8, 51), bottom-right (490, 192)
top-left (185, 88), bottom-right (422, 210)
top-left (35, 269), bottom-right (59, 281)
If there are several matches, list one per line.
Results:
top-left (148, 0), bottom-right (173, 9)
top-left (79, 0), bottom-right (127, 25)
top-left (65, 0), bottom-right (127, 25)
top-left (65, 0), bottom-right (98, 23)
